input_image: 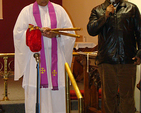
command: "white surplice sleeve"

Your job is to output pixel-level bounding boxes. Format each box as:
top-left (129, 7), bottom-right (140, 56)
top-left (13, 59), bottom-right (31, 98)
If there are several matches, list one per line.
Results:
top-left (13, 5), bottom-right (33, 80)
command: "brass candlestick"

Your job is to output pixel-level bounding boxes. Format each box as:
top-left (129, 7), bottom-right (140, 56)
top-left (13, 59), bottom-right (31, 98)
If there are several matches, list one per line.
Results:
top-left (0, 53), bottom-right (15, 101)
top-left (3, 56), bottom-right (9, 101)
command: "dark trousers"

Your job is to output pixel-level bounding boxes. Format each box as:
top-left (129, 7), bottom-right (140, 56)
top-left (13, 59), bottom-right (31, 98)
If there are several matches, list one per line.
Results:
top-left (98, 64), bottom-right (136, 113)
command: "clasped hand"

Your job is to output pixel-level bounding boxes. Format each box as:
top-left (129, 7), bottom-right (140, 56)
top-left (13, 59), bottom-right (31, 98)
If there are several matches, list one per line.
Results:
top-left (41, 27), bottom-right (57, 38)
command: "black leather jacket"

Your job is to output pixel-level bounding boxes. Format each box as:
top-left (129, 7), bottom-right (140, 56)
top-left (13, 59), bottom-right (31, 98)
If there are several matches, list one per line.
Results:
top-left (87, 0), bottom-right (141, 64)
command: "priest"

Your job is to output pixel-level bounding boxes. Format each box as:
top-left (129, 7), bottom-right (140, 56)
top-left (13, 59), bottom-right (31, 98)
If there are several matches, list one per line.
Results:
top-left (13, 0), bottom-right (75, 113)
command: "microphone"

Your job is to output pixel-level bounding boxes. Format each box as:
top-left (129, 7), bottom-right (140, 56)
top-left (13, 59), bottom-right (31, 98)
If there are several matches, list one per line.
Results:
top-left (34, 53), bottom-right (40, 63)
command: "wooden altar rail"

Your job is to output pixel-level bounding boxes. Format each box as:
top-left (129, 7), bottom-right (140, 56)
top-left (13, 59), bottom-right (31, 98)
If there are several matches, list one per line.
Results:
top-left (73, 52), bottom-right (104, 113)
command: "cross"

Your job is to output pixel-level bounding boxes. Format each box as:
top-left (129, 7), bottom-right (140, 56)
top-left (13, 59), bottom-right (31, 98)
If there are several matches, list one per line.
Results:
top-left (52, 70), bottom-right (57, 76)
top-left (40, 68), bottom-right (46, 74)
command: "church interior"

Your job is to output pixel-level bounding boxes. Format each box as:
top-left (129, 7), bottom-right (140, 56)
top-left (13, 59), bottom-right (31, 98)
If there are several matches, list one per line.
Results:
top-left (0, 0), bottom-right (141, 113)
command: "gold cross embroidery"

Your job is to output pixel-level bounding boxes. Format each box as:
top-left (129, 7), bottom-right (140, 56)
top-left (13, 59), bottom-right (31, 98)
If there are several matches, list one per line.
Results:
top-left (40, 68), bottom-right (46, 74)
top-left (52, 70), bottom-right (57, 76)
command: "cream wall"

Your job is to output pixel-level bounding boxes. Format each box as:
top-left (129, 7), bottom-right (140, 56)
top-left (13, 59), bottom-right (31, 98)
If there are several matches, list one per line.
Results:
top-left (0, 0), bottom-right (2, 19)
top-left (128, 0), bottom-right (141, 12)
top-left (128, 0), bottom-right (141, 111)
top-left (62, 0), bottom-right (104, 44)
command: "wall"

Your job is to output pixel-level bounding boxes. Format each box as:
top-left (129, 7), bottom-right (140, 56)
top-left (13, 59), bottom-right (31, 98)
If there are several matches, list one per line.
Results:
top-left (128, 0), bottom-right (141, 111)
top-left (0, 0), bottom-right (2, 19)
top-left (62, 0), bottom-right (104, 44)
top-left (128, 0), bottom-right (141, 11)
top-left (0, 0), bottom-right (62, 53)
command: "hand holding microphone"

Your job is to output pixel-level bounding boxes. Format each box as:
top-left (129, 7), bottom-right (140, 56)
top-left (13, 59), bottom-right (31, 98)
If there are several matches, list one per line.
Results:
top-left (105, 0), bottom-right (115, 19)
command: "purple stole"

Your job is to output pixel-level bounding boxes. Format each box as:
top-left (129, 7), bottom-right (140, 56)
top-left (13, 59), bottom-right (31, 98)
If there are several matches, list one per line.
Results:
top-left (33, 1), bottom-right (58, 90)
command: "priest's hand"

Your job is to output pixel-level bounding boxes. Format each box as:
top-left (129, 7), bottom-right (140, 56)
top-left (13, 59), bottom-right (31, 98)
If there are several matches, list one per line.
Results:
top-left (132, 56), bottom-right (141, 65)
top-left (42, 27), bottom-right (57, 38)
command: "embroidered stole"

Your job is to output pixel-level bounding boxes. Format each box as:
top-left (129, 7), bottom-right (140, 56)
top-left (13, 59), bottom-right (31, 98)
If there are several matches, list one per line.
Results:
top-left (33, 1), bottom-right (58, 90)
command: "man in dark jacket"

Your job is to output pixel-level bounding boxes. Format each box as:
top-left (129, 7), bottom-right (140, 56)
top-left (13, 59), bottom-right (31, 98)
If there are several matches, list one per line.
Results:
top-left (87, 0), bottom-right (141, 113)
